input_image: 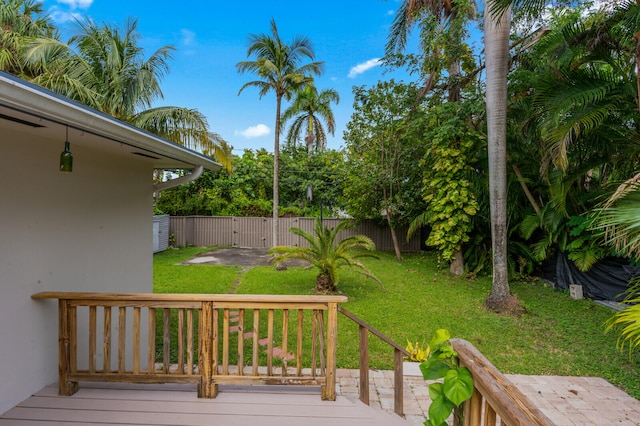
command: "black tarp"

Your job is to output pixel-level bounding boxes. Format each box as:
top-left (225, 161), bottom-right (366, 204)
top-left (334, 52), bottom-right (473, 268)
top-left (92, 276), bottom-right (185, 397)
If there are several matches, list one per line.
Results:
top-left (543, 252), bottom-right (640, 301)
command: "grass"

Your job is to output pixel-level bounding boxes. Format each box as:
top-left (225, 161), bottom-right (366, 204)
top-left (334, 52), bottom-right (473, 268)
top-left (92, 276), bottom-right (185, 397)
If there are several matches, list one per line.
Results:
top-left (153, 248), bottom-right (640, 399)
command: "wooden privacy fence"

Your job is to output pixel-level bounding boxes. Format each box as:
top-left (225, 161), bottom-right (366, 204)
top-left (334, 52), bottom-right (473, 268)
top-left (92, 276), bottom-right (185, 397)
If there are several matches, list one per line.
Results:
top-left (169, 216), bottom-right (423, 251)
top-left (31, 292), bottom-right (347, 400)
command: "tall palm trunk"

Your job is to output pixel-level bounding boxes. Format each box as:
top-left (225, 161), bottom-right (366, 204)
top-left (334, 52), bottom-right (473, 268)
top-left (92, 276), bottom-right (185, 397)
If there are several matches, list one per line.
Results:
top-left (306, 115), bottom-right (315, 153)
top-left (273, 94), bottom-right (282, 247)
top-left (484, 1), bottom-right (512, 307)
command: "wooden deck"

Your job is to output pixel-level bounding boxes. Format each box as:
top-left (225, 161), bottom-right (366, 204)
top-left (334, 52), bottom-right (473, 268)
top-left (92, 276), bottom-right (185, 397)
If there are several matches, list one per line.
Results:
top-left (1, 382), bottom-right (411, 426)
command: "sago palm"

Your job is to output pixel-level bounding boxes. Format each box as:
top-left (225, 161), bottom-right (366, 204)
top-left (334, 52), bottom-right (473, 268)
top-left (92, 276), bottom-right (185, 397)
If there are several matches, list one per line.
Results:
top-left (269, 219), bottom-right (383, 294)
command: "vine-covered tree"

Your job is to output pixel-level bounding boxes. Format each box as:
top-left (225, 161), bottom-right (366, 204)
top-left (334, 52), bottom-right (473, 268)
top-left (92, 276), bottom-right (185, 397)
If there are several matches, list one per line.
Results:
top-left (408, 101), bottom-right (482, 276)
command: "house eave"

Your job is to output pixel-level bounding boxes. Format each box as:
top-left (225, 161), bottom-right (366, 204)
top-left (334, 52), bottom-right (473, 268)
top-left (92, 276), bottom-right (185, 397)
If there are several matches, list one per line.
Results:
top-left (0, 71), bottom-right (222, 171)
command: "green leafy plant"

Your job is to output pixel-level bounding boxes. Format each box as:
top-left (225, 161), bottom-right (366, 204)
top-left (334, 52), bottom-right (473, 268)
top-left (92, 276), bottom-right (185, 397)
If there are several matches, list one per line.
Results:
top-left (269, 219), bottom-right (383, 293)
top-left (420, 329), bottom-right (474, 426)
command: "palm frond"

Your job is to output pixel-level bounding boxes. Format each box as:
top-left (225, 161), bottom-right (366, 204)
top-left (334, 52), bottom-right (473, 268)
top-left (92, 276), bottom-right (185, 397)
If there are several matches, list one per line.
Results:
top-left (592, 180), bottom-right (640, 260)
top-left (606, 277), bottom-right (640, 357)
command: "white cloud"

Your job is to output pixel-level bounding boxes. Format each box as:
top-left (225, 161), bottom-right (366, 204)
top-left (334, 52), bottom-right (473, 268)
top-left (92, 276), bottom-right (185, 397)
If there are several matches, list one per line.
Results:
top-left (48, 0), bottom-right (91, 24)
top-left (348, 58), bottom-right (382, 78)
top-left (55, 0), bottom-right (93, 9)
top-left (181, 29), bottom-right (196, 46)
top-left (49, 8), bottom-right (83, 23)
top-left (236, 124), bottom-right (270, 138)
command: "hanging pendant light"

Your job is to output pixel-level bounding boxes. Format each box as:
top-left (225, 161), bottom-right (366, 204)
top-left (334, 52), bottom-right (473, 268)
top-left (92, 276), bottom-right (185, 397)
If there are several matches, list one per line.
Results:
top-left (59, 126), bottom-right (73, 173)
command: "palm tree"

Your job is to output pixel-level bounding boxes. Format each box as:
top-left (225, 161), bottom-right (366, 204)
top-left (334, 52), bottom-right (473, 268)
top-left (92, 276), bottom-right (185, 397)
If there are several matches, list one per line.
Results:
top-left (529, 6), bottom-right (639, 178)
top-left (484, 1), bottom-right (520, 312)
top-left (206, 133), bottom-right (234, 173)
top-left (0, 0), bottom-right (54, 78)
top-left (385, 0), bottom-right (475, 101)
top-left (280, 85), bottom-right (339, 153)
top-left (237, 19), bottom-right (323, 246)
top-left (269, 219), bottom-right (383, 294)
top-left (26, 18), bottom-right (223, 155)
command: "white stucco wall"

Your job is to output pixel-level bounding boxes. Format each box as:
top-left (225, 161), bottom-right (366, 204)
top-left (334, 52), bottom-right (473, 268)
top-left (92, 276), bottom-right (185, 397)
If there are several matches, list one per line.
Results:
top-left (0, 126), bottom-right (153, 412)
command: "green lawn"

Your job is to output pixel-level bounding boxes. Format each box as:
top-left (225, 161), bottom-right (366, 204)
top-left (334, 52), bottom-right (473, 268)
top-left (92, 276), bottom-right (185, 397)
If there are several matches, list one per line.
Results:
top-left (153, 247), bottom-right (640, 399)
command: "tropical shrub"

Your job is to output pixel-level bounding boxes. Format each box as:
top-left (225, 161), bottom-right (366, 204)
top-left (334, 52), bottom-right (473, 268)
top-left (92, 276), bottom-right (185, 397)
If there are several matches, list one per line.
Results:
top-left (268, 219), bottom-right (383, 293)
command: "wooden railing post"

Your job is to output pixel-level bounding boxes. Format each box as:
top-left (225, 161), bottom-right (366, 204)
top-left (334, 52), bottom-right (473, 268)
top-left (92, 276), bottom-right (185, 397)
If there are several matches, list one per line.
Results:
top-left (358, 325), bottom-right (369, 405)
top-left (58, 299), bottom-right (78, 396)
top-left (198, 301), bottom-right (216, 398)
top-left (323, 301), bottom-right (338, 401)
top-left (393, 348), bottom-right (404, 416)
top-left (463, 387), bottom-right (483, 426)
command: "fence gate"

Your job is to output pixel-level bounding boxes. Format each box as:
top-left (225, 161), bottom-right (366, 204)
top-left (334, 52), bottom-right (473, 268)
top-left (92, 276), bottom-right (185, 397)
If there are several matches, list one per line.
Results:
top-left (232, 217), bottom-right (272, 248)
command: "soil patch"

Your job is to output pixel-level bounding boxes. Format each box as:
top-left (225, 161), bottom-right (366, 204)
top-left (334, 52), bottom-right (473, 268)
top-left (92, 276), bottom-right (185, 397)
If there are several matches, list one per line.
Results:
top-left (184, 247), bottom-right (309, 267)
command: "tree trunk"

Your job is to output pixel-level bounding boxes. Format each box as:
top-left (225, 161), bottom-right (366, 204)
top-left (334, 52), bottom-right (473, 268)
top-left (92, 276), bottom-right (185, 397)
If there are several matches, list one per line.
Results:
top-left (450, 249), bottom-right (465, 277)
top-left (635, 0), bottom-right (640, 113)
top-left (273, 95), bottom-right (282, 247)
top-left (511, 162), bottom-right (541, 215)
top-left (484, 1), bottom-right (513, 309)
top-left (316, 273), bottom-right (335, 294)
top-left (386, 214), bottom-right (403, 262)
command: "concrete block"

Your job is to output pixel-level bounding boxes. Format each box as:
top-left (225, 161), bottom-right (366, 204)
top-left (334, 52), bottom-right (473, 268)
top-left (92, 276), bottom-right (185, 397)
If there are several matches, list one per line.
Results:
top-left (570, 284), bottom-right (583, 300)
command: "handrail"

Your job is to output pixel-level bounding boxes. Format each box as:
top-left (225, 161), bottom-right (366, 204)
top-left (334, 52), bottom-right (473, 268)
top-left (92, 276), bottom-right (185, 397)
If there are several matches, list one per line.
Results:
top-left (32, 292), bottom-right (346, 304)
top-left (452, 339), bottom-right (554, 425)
top-left (338, 306), bottom-right (409, 417)
top-left (32, 292), bottom-right (347, 400)
top-left (337, 308), bottom-right (555, 425)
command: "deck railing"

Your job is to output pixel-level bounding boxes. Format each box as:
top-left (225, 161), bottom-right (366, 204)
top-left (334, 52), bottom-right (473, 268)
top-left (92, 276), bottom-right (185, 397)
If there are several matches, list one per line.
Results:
top-left (452, 339), bottom-right (554, 425)
top-left (31, 292), bottom-right (347, 400)
top-left (33, 292), bottom-right (554, 424)
top-left (338, 308), bottom-right (554, 425)
top-left (338, 306), bottom-right (410, 416)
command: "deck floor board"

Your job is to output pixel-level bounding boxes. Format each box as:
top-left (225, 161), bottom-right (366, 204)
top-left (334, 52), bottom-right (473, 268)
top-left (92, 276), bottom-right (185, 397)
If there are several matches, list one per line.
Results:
top-left (1, 384), bottom-right (410, 426)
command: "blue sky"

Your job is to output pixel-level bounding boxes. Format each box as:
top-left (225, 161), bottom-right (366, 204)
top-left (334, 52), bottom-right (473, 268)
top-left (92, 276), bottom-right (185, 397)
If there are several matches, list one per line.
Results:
top-left (40, 0), bottom-right (418, 154)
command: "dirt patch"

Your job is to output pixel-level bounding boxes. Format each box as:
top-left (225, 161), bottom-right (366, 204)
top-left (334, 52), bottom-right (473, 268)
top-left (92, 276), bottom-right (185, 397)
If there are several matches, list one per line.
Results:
top-left (485, 294), bottom-right (527, 316)
top-left (184, 247), bottom-right (309, 267)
